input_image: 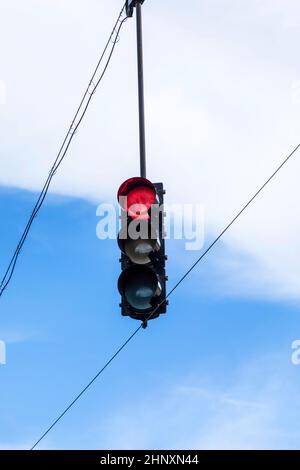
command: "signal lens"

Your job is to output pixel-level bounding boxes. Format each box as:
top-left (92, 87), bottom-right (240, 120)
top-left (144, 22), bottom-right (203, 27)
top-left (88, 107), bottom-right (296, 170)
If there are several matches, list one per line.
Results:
top-left (127, 186), bottom-right (156, 219)
top-left (119, 266), bottom-right (159, 312)
top-left (117, 177), bottom-right (156, 220)
top-left (125, 239), bottom-right (156, 264)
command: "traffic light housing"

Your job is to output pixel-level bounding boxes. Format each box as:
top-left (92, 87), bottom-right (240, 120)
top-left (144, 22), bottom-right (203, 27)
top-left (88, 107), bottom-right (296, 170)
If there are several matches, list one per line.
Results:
top-left (117, 177), bottom-right (167, 325)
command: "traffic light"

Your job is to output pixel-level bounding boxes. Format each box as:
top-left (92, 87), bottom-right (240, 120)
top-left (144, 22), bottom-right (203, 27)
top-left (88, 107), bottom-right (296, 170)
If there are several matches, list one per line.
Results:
top-left (117, 177), bottom-right (167, 326)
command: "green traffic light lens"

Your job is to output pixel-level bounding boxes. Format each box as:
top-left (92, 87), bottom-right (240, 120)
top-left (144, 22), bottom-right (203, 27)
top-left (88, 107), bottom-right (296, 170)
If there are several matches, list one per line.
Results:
top-left (119, 266), bottom-right (159, 312)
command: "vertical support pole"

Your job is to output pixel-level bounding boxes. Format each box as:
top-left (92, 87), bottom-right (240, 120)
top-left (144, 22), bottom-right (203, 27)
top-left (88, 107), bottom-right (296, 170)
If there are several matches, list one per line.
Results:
top-left (136, 1), bottom-right (146, 178)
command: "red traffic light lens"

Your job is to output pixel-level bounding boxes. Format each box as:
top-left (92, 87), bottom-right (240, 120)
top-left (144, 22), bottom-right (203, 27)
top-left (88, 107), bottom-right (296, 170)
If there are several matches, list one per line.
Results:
top-left (127, 186), bottom-right (156, 219)
top-left (117, 177), bottom-right (156, 220)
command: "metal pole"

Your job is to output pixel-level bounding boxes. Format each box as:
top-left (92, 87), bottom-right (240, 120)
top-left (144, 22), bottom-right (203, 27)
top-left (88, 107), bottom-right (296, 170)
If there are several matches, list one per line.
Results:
top-left (136, 1), bottom-right (146, 178)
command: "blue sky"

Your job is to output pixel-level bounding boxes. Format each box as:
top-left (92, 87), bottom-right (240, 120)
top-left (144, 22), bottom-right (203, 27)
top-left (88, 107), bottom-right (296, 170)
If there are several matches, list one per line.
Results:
top-left (1, 0), bottom-right (300, 450)
top-left (0, 188), bottom-right (300, 449)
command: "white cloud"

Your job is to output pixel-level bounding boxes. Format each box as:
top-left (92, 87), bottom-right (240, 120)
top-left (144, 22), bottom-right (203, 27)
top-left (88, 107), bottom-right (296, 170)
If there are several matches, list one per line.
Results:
top-left (1, 0), bottom-right (300, 298)
top-left (0, 80), bottom-right (6, 105)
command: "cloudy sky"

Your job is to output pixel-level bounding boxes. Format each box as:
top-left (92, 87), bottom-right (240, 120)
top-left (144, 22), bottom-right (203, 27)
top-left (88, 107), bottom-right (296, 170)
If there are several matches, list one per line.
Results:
top-left (1, 0), bottom-right (300, 450)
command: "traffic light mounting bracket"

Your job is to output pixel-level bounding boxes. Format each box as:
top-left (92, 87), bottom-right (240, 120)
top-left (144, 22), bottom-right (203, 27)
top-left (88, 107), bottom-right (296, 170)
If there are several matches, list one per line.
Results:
top-left (126, 0), bottom-right (145, 18)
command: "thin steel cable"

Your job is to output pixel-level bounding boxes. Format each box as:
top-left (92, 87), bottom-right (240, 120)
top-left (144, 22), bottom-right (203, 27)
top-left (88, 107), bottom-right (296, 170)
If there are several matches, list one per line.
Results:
top-left (31, 325), bottom-right (142, 450)
top-left (0, 4), bottom-right (127, 299)
top-left (31, 140), bottom-right (300, 449)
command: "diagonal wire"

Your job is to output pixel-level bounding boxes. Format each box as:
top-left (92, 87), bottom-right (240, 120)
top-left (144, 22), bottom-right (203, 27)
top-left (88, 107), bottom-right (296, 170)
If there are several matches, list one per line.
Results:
top-left (0, 3), bottom-right (128, 299)
top-left (31, 140), bottom-right (300, 450)
top-left (31, 326), bottom-right (142, 450)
